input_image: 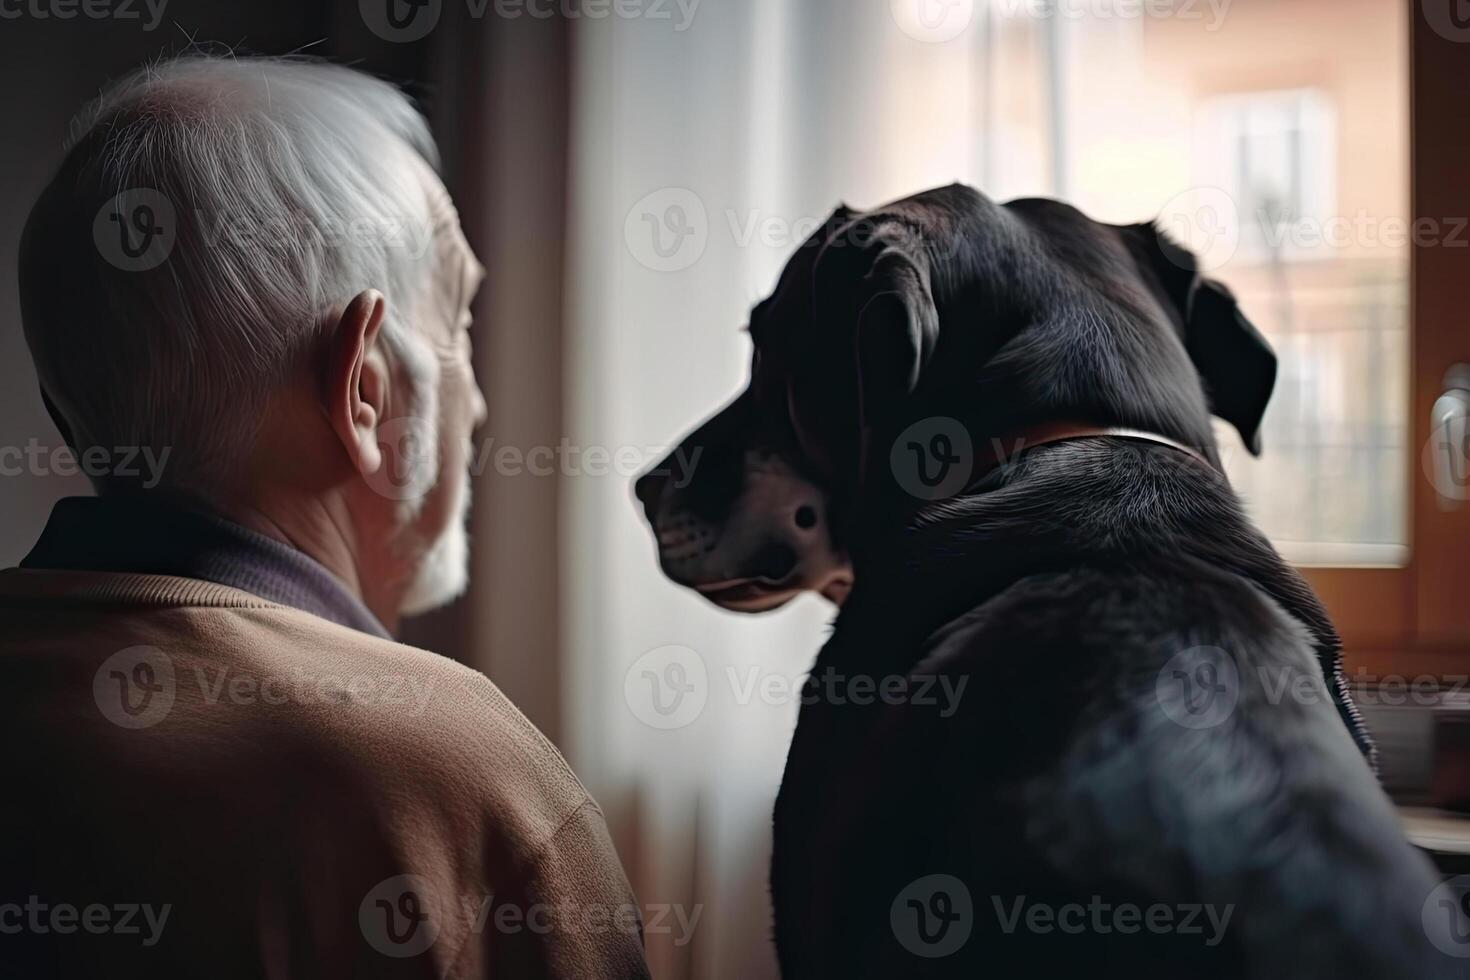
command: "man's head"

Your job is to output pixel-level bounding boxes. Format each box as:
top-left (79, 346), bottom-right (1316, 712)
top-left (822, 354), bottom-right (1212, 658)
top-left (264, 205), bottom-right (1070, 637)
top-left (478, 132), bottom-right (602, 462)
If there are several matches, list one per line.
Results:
top-left (635, 184), bottom-right (1276, 613)
top-left (19, 54), bottom-right (487, 625)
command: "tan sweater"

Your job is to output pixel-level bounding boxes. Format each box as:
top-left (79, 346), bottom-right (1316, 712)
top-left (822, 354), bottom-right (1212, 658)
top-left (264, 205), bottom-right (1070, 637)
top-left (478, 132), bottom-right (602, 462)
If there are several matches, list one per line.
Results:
top-left (0, 568), bottom-right (650, 979)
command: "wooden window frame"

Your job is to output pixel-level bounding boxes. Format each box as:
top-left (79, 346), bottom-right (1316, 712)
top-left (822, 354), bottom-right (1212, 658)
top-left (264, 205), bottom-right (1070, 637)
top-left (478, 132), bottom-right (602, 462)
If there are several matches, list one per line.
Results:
top-left (1307, 1), bottom-right (1470, 679)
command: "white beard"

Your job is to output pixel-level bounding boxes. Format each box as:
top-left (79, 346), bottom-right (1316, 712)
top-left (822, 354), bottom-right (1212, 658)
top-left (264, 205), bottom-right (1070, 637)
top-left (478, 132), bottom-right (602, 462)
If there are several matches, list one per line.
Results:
top-left (398, 461), bottom-right (472, 617)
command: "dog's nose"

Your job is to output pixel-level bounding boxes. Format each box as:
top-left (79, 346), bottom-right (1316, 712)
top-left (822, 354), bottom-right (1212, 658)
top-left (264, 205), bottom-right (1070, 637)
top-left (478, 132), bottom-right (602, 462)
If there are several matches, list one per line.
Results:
top-left (750, 542), bottom-right (799, 583)
top-left (634, 471), bottom-right (667, 519)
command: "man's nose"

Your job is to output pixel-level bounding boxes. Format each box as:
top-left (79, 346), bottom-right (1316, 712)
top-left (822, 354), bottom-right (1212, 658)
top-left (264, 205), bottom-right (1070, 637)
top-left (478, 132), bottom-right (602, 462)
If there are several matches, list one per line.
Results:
top-left (471, 381), bottom-right (488, 429)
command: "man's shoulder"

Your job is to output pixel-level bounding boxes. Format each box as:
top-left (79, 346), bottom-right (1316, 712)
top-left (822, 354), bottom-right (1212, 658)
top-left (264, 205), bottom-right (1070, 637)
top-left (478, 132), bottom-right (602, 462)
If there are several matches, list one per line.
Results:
top-left (0, 567), bottom-right (592, 844)
top-left (0, 568), bottom-right (646, 977)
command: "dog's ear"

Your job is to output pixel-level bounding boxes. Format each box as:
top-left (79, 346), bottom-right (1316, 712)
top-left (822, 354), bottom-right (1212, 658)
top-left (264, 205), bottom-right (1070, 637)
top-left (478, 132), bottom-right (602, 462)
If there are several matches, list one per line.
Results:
top-left (847, 222), bottom-right (940, 425)
top-left (39, 385), bottom-right (76, 450)
top-left (1129, 224), bottom-right (1277, 455)
top-left (786, 216), bottom-right (941, 485)
top-left (1183, 278), bottom-right (1276, 455)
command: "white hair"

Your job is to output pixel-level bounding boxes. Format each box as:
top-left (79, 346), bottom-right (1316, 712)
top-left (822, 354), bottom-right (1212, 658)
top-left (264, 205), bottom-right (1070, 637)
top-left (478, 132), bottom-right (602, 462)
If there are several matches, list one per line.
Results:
top-left (19, 53), bottom-right (444, 495)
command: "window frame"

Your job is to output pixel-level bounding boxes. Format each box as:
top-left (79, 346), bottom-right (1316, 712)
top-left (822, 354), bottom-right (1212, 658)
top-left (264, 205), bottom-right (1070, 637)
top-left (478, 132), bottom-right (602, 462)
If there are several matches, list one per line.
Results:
top-left (1307, 1), bottom-right (1470, 679)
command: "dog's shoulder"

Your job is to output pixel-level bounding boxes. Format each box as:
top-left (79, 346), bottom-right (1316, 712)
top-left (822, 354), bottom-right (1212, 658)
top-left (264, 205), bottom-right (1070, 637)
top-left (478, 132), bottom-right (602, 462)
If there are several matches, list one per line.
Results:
top-left (899, 564), bottom-right (1452, 977)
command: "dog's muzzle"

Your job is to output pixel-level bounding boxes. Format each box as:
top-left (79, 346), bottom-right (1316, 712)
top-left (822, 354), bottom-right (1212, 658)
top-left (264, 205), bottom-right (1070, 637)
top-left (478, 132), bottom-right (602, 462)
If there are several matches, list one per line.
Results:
top-left (635, 449), bottom-right (853, 612)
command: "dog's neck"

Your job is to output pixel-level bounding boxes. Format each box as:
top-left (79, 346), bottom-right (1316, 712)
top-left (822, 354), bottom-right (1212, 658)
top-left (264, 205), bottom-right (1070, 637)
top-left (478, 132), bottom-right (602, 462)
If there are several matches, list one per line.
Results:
top-left (827, 433), bottom-right (1377, 771)
top-left (963, 420), bottom-right (1214, 490)
top-left (841, 424), bottom-right (1217, 641)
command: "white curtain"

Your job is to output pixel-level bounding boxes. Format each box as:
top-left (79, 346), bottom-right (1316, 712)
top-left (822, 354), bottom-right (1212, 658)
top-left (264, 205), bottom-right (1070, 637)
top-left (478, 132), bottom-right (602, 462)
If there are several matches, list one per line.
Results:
top-left (561, 3), bottom-right (1068, 976)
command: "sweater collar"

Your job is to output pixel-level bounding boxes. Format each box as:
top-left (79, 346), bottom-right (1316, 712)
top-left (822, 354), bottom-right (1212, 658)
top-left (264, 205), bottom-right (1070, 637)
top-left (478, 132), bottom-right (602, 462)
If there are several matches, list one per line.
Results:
top-left (21, 496), bottom-right (391, 640)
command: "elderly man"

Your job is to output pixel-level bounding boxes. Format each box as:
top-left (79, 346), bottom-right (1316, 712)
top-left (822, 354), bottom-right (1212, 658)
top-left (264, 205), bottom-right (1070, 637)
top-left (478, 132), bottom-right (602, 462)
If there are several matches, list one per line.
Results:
top-left (2, 55), bottom-right (649, 979)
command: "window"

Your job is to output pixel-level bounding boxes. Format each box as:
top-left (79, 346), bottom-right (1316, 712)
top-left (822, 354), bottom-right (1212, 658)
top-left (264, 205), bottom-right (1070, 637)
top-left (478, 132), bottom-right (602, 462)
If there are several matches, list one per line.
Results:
top-left (996, 8), bottom-right (1412, 568)
top-left (1188, 88), bottom-right (1408, 565)
top-left (1197, 88), bottom-right (1337, 264)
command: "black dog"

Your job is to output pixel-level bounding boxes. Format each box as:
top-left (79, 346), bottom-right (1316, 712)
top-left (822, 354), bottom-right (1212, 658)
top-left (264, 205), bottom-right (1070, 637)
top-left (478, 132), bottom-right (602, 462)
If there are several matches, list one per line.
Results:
top-left (635, 185), bottom-right (1462, 977)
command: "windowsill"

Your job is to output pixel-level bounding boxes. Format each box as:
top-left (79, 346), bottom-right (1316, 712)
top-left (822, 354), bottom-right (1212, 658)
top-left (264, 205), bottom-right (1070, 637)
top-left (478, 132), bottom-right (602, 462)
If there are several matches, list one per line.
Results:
top-left (1401, 806), bottom-right (1470, 853)
top-left (1400, 806), bottom-right (1470, 875)
top-left (1279, 541), bottom-right (1409, 568)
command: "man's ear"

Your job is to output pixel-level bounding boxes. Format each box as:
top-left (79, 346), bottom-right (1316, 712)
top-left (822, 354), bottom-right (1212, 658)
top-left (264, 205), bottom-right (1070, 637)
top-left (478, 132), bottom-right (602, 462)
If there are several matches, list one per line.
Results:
top-left (1128, 224), bottom-right (1277, 455)
top-left (326, 290), bottom-right (389, 477)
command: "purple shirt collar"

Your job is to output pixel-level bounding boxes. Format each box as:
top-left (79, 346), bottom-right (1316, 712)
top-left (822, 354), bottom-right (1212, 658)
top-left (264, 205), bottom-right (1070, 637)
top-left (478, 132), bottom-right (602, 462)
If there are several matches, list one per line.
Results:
top-left (21, 496), bottom-right (392, 640)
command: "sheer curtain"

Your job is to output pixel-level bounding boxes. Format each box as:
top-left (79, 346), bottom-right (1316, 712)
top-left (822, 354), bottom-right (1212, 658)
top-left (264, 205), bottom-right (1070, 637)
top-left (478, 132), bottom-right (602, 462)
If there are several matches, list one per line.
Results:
top-left (562, 2), bottom-right (1009, 976)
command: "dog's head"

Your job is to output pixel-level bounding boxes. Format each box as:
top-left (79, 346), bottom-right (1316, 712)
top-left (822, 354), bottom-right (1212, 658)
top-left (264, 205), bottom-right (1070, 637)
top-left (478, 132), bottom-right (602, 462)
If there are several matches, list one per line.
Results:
top-left (635, 184), bottom-right (1276, 613)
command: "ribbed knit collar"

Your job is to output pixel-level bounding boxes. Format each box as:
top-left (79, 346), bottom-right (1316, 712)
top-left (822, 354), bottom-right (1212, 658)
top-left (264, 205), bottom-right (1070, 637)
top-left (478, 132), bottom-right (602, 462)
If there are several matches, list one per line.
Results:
top-left (21, 496), bottom-right (391, 640)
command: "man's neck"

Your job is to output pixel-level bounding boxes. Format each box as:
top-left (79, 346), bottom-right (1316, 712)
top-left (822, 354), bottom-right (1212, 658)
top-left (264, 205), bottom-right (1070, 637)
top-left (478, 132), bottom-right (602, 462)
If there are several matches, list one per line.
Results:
top-left (21, 495), bottom-right (394, 639)
top-left (214, 492), bottom-right (404, 635)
